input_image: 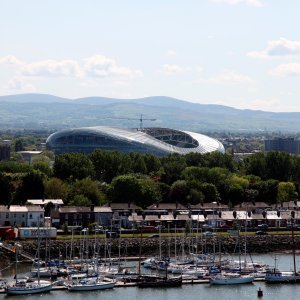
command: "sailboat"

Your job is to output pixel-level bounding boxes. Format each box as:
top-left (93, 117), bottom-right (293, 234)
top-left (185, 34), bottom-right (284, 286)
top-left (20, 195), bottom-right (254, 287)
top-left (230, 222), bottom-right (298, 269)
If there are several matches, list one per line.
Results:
top-left (265, 221), bottom-right (300, 283)
top-left (210, 213), bottom-right (254, 285)
top-left (6, 230), bottom-right (53, 295)
top-left (67, 278), bottom-right (115, 292)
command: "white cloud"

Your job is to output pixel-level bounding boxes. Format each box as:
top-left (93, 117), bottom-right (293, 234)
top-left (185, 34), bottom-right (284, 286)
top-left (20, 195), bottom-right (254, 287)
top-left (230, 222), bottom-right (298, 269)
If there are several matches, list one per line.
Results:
top-left (0, 54), bottom-right (142, 80)
top-left (83, 55), bottom-right (142, 79)
top-left (247, 38), bottom-right (300, 59)
top-left (206, 70), bottom-right (255, 85)
top-left (210, 0), bottom-right (264, 7)
top-left (8, 78), bottom-right (36, 92)
top-left (21, 59), bottom-right (84, 78)
top-left (162, 64), bottom-right (191, 75)
top-left (0, 55), bottom-right (23, 66)
top-left (270, 63), bottom-right (300, 77)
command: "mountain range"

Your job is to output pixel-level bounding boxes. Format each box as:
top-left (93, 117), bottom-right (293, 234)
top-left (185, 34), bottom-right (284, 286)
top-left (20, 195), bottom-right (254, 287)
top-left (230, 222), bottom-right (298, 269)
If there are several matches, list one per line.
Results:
top-left (0, 93), bottom-right (299, 133)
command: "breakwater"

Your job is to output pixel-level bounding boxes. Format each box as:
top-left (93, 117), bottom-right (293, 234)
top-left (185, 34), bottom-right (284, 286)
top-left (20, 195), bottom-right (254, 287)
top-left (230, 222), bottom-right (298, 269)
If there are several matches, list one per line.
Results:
top-left (3, 234), bottom-right (300, 260)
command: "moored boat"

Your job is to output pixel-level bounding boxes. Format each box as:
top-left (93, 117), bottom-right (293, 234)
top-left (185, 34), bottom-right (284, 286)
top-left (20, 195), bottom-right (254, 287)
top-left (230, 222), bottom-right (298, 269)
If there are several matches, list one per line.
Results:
top-left (210, 273), bottom-right (254, 285)
top-left (67, 278), bottom-right (115, 291)
top-left (137, 275), bottom-right (182, 288)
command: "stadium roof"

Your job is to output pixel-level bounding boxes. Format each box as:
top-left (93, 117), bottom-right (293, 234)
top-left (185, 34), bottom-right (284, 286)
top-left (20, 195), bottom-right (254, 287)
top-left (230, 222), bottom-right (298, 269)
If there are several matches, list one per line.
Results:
top-left (46, 126), bottom-right (225, 156)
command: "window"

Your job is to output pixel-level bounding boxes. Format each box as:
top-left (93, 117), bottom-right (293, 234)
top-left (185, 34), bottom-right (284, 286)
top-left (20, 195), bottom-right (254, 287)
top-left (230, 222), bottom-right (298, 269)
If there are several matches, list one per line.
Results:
top-left (40, 214), bottom-right (43, 219)
top-left (29, 214), bottom-right (32, 219)
top-left (6, 213), bottom-right (9, 219)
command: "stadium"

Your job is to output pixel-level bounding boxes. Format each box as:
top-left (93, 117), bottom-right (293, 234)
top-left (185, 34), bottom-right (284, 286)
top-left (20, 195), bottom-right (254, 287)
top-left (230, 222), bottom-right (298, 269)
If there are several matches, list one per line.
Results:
top-left (46, 126), bottom-right (225, 156)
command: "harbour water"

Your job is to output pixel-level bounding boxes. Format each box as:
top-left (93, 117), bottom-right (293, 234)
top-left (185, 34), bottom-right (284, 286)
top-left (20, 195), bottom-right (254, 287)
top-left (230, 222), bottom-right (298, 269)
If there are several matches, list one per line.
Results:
top-left (1, 253), bottom-right (300, 300)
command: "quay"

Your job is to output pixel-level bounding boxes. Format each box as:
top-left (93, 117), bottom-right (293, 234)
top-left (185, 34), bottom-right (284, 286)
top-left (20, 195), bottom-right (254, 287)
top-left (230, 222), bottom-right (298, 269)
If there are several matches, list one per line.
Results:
top-left (0, 277), bottom-right (266, 294)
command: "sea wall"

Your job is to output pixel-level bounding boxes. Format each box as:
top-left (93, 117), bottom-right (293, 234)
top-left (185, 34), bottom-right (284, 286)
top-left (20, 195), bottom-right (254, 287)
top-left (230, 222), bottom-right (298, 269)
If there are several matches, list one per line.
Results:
top-left (4, 234), bottom-right (300, 260)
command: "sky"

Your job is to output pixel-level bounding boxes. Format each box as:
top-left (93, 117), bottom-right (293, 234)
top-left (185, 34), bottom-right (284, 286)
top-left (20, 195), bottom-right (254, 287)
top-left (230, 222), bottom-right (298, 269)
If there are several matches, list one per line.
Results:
top-left (0, 0), bottom-right (300, 112)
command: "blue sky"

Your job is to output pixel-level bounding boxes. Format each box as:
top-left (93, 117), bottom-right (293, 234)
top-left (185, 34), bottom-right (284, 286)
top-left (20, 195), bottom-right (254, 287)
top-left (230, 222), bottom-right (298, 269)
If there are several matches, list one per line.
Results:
top-left (1, 0), bottom-right (300, 112)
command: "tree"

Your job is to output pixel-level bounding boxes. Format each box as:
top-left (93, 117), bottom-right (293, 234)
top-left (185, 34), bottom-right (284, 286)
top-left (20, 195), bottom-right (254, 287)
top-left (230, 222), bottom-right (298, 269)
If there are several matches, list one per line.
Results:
top-left (169, 180), bottom-right (189, 203)
top-left (53, 153), bottom-right (95, 181)
top-left (0, 173), bottom-right (12, 205)
top-left (108, 174), bottom-right (161, 208)
top-left (14, 139), bottom-right (24, 152)
top-left (33, 161), bottom-right (53, 177)
top-left (277, 182), bottom-right (298, 204)
top-left (186, 188), bottom-right (205, 205)
top-left (44, 177), bottom-right (68, 199)
top-left (14, 171), bottom-right (45, 205)
top-left (200, 183), bottom-right (220, 203)
top-left (265, 151), bottom-right (292, 181)
top-left (244, 152), bottom-right (267, 179)
top-left (129, 153), bottom-right (147, 174)
top-left (160, 154), bottom-right (187, 184)
top-left (108, 174), bottom-right (141, 204)
top-left (90, 150), bottom-right (130, 183)
top-left (69, 194), bottom-right (91, 206)
top-left (67, 178), bottom-right (105, 206)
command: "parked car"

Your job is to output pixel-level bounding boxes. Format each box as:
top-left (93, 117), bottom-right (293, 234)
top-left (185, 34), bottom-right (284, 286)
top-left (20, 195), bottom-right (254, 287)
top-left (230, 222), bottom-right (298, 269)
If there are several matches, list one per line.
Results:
top-left (257, 224), bottom-right (269, 230)
top-left (106, 231), bottom-right (120, 238)
top-left (202, 224), bottom-right (213, 229)
top-left (256, 230), bottom-right (268, 235)
top-left (203, 231), bottom-right (216, 236)
top-left (155, 225), bottom-right (165, 230)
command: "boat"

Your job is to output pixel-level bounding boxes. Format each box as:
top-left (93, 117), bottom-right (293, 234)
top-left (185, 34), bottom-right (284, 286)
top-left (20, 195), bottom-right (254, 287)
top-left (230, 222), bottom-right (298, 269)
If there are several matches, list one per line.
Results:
top-left (265, 268), bottom-right (300, 283)
top-left (210, 272), bottom-right (254, 285)
top-left (137, 275), bottom-right (182, 288)
top-left (6, 237), bottom-right (53, 295)
top-left (67, 278), bottom-right (115, 291)
top-left (6, 279), bottom-right (53, 295)
top-left (265, 223), bottom-right (300, 283)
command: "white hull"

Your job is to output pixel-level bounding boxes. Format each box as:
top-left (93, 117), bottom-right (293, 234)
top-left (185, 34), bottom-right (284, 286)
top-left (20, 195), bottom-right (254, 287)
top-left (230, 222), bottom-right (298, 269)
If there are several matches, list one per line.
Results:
top-left (68, 281), bottom-right (115, 291)
top-left (6, 283), bottom-right (52, 295)
top-left (210, 274), bottom-right (254, 285)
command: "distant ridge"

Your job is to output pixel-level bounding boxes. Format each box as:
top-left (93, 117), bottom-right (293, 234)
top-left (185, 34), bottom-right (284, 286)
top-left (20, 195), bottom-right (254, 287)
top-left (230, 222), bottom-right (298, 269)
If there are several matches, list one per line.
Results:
top-left (0, 93), bottom-right (299, 132)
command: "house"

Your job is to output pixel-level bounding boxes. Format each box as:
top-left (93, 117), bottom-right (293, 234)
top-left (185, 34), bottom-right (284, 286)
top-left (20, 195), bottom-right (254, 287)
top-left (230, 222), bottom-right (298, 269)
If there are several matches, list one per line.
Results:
top-left (0, 205), bottom-right (44, 227)
top-left (58, 207), bottom-right (93, 227)
top-left (27, 206), bottom-right (44, 227)
top-left (94, 206), bottom-right (113, 227)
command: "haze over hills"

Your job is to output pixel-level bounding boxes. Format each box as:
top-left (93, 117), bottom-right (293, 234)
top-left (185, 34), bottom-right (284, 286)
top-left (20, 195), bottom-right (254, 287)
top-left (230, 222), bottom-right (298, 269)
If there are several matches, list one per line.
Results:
top-left (0, 93), bottom-right (299, 133)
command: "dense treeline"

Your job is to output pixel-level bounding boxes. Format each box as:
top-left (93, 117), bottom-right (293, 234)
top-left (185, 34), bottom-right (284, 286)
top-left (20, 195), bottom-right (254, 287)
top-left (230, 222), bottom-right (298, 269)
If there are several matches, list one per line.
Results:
top-left (0, 150), bottom-right (300, 208)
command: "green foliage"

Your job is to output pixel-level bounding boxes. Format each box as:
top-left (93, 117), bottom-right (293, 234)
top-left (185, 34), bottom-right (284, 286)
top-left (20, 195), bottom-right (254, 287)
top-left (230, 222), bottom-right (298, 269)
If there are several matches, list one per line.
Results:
top-left (0, 161), bottom-right (33, 173)
top-left (69, 194), bottom-right (91, 206)
top-left (67, 178), bottom-right (105, 206)
top-left (0, 172), bottom-right (12, 205)
top-left (160, 154), bottom-right (187, 184)
top-left (277, 182), bottom-right (298, 204)
top-left (169, 180), bottom-right (189, 203)
top-left (108, 174), bottom-right (161, 208)
top-left (14, 139), bottom-right (24, 152)
top-left (53, 153), bottom-right (95, 181)
top-left (33, 161), bottom-right (53, 177)
top-left (44, 177), bottom-right (68, 199)
top-left (14, 171), bottom-right (45, 205)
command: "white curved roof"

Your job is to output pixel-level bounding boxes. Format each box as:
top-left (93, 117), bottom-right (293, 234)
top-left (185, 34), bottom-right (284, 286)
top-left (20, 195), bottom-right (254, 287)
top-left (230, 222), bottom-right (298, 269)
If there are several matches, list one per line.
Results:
top-left (46, 126), bottom-right (224, 155)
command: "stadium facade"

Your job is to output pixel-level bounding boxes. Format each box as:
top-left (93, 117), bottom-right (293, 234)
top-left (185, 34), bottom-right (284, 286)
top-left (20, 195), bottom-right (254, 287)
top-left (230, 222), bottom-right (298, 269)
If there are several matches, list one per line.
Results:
top-left (46, 126), bottom-right (225, 156)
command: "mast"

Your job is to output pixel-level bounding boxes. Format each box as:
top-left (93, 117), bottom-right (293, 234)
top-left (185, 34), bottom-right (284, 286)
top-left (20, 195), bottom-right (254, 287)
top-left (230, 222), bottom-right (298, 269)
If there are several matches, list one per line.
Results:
top-left (292, 218), bottom-right (296, 275)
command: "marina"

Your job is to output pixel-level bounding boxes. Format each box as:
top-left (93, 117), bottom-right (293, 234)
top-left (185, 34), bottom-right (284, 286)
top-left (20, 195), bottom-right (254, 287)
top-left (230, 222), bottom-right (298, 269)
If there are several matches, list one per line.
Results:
top-left (0, 253), bottom-right (299, 299)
